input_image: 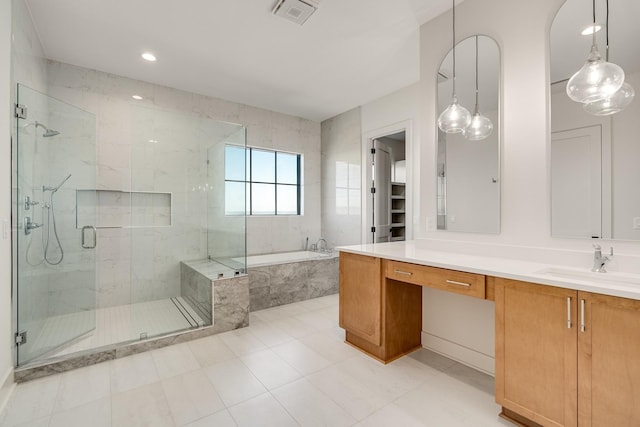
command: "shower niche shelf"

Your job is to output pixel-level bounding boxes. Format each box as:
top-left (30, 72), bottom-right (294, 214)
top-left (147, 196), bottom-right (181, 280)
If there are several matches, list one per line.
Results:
top-left (76, 189), bottom-right (172, 229)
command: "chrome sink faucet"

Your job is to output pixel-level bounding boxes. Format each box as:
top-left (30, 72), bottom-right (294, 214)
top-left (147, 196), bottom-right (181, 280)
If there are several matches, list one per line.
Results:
top-left (592, 244), bottom-right (613, 273)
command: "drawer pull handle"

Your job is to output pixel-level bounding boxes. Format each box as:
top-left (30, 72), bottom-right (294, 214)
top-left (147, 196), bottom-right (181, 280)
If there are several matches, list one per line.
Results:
top-left (445, 280), bottom-right (471, 287)
top-left (567, 297), bottom-right (572, 329)
top-left (580, 299), bottom-right (585, 333)
top-left (394, 270), bottom-right (413, 276)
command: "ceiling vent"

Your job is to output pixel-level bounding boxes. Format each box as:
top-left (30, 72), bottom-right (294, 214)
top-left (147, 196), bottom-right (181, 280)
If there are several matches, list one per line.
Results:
top-left (272, 0), bottom-right (318, 25)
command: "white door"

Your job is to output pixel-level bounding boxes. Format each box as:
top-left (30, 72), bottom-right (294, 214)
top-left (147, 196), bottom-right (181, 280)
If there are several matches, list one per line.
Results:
top-left (372, 140), bottom-right (391, 243)
top-left (551, 125), bottom-right (602, 238)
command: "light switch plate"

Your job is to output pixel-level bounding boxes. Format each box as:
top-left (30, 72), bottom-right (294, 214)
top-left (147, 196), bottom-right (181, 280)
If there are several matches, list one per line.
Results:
top-left (2, 219), bottom-right (8, 239)
top-left (633, 217), bottom-right (640, 230)
top-left (426, 216), bottom-right (434, 231)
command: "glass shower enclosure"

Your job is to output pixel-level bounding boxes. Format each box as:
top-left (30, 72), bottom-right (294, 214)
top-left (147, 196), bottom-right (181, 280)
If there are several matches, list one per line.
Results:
top-left (15, 84), bottom-right (97, 365)
top-left (14, 85), bottom-right (247, 367)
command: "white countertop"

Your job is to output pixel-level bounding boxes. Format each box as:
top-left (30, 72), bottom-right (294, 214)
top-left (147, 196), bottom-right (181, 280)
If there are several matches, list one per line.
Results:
top-left (338, 241), bottom-right (640, 300)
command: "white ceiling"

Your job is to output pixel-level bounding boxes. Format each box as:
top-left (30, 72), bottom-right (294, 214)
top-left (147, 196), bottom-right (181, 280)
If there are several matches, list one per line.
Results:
top-left (25, 0), bottom-right (453, 122)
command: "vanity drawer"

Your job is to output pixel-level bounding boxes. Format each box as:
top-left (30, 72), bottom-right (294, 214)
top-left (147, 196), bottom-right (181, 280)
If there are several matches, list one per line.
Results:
top-left (384, 260), bottom-right (486, 299)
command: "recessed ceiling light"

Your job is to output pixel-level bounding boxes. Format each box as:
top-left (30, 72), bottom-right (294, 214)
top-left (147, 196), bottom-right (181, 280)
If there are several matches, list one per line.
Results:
top-left (141, 52), bottom-right (157, 62)
top-left (581, 25), bottom-right (602, 36)
top-left (132, 95), bottom-right (143, 100)
top-left (149, 139), bottom-right (158, 143)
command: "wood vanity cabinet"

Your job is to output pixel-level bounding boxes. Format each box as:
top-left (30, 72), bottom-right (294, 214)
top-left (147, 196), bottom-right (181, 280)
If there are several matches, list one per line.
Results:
top-left (495, 278), bottom-right (577, 427)
top-left (339, 252), bottom-right (383, 346)
top-left (496, 278), bottom-right (640, 427)
top-left (339, 252), bottom-right (422, 362)
top-left (578, 292), bottom-right (640, 426)
top-left (339, 252), bottom-right (485, 363)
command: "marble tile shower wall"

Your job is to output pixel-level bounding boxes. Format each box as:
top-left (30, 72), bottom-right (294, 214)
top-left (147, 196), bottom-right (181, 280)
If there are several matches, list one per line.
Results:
top-left (38, 109), bottom-right (97, 319)
top-left (44, 60), bottom-right (322, 309)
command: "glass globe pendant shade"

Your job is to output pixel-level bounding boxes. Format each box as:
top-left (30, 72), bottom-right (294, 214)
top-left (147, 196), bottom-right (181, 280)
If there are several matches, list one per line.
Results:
top-left (566, 45), bottom-right (625, 103)
top-left (438, 95), bottom-right (471, 134)
top-left (583, 81), bottom-right (635, 116)
top-left (465, 108), bottom-right (493, 141)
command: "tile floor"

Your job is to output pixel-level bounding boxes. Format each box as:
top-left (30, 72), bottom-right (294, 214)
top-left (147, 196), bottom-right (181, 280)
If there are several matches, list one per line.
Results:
top-left (0, 294), bottom-right (513, 427)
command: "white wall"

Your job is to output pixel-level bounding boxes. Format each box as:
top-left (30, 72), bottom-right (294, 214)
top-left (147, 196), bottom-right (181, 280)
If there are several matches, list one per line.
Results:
top-left (243, 107), bottom-right (322, 255)
top-left (320, 85), bottom-right (420, 249)
top-left (610, 71), bottom-right (640, 240)
top-left (360, 83), bottom-right (420, 242)
top-left (321, 108), bottom-right (362, 248)
top-left (417, 0), bottom-right (565, 374)
top-left (416, 0), bottom-right (640, 373)
top-left (416, 0), bottom-right (640, 255)
top-left (1, 0), bottom-right (16, 413)
top-left (420, 0), bottom-right (561, 245)
top-left (361, 83), bottom-right (420, 135)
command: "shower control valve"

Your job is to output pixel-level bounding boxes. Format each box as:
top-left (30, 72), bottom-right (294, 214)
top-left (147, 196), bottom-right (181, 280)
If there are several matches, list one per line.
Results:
top-left (24, 196), bottom-right (39, 210)
top-left (24, 217), bottom-right (42, 235)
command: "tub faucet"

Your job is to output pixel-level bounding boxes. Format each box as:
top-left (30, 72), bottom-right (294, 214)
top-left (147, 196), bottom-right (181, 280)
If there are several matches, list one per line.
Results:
top-left (592, 244), bottom-right (613, 273)
top-left (316, 238), bottom-right (328, 253)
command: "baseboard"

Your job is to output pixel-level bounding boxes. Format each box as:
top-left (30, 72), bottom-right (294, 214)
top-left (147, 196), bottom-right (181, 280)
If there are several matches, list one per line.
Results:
top-left (0, 366), bottom-right (15, 417)
top-left (421, 331), bottom-right (495, 376)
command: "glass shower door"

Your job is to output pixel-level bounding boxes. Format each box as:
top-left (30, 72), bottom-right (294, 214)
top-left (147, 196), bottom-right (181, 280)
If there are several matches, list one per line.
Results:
top-left (15, 84), bottom-right (97, 365)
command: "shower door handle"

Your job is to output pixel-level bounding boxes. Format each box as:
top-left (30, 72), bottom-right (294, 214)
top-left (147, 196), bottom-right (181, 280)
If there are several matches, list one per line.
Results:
top-left (81, 225), bottom-right (97, 249)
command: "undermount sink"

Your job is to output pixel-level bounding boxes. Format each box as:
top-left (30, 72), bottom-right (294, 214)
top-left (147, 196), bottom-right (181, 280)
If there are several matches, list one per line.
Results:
top-left (535, 267), bottom-right (640, 287)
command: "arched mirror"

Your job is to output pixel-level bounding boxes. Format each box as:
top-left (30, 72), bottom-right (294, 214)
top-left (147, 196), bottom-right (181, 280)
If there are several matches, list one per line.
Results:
top-left (550, 0), bottom-right (640, 239)
top-left (437, 35), bottom-right (500, 233)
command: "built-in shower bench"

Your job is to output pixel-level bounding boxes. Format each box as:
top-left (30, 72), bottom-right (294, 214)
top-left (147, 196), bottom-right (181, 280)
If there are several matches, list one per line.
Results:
top-left (180, 259), bottom-right (250, 334)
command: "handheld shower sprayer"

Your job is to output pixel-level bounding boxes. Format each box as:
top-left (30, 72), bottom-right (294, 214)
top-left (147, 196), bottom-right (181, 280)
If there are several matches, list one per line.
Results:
top-left (29, 173), bottom-right (72, 266)
top-left (43, 174), bottom-right (72, 193)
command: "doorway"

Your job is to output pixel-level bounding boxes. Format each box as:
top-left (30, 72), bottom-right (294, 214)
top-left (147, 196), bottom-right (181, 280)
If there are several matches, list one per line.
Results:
top-left (363, 125), bottom-right (410, 244)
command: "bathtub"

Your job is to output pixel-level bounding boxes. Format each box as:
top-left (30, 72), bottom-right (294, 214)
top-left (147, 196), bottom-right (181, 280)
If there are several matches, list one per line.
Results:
top-left (241, 250), bottom-right (336, 268)
top-left (244, 250), bottom-right (339, 311)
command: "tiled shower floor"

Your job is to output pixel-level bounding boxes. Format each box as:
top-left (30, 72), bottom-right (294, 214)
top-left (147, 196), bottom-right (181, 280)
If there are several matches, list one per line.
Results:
top-left (24, 298), bottom-right (204, 363)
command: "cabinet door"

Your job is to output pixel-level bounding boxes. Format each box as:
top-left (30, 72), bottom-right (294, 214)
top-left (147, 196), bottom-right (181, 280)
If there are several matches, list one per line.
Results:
top-left (578, 292), bottom-right (640, 426)
top-left (495, 279), bottom-right (577, 427)
top-left (339, 252), bottom-right (382, 345)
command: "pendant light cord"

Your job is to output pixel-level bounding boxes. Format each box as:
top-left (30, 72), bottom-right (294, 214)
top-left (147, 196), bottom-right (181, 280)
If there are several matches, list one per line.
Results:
top-left (452, 0), bottom-right (456, 97)
top-left (591, 0), bottom-right (597, 47)
top-left (605, 0), bottom-right (609, 61)
top-left (474, 35), bottom-right (479, 109)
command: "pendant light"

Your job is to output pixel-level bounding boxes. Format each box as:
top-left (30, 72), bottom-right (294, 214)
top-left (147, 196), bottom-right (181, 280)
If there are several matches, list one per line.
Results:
top-left (465, 36), bottom-right (493, 141)
top-left (582, 0), bottom-right (635, 115)
top-left (438, 0), bottom-right (471, 134)
top-left (566, 0), bottom-right (624, 104)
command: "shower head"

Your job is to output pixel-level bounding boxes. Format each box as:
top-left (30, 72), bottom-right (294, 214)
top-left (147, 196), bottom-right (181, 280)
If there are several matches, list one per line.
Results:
top-left (42, 129), bottom-right (60, 138)
top-left (34, 121), bottom-right (60, 138)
